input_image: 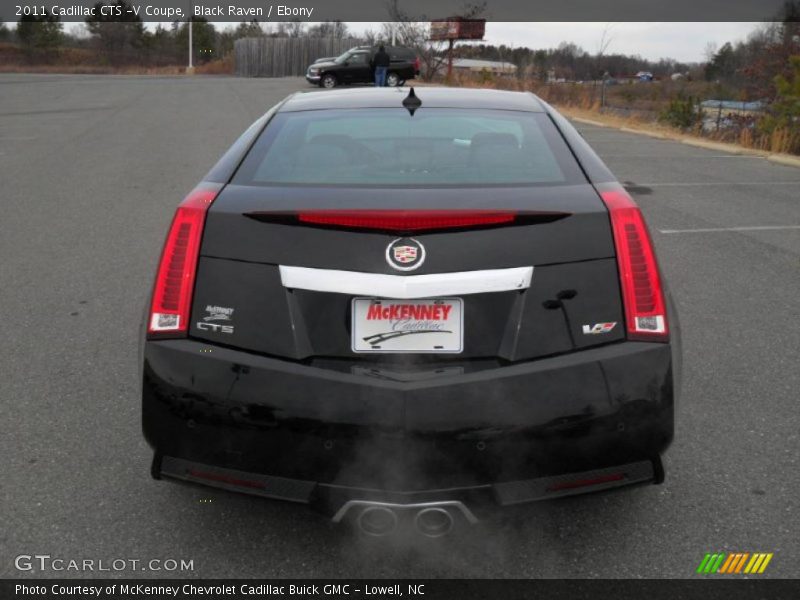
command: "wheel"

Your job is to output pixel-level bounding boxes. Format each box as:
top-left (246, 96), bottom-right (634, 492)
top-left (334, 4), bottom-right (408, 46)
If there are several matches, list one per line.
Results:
top-left (321, 73), bottom-right (337, 89)
top-left (386, 72), bottom-right (400, 87)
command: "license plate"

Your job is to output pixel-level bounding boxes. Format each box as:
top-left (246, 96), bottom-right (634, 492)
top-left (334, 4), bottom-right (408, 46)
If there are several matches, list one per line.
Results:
top-left (351, 298), bottom-right (463, 353)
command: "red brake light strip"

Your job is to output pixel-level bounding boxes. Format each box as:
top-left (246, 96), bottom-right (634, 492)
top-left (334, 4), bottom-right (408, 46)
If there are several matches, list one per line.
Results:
top-left (297, 210), bottom-right (517, 232)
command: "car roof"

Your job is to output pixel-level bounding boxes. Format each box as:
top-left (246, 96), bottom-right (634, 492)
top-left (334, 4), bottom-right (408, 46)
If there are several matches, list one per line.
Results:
top-left (353, 45), bottom-right (412, 51)
top-left (279, 87), bottom-right (546, 113)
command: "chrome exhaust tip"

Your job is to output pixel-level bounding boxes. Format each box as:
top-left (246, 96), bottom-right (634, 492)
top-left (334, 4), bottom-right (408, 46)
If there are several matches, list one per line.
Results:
top-left (356, 506), bottom-right (398, 537)
top-left (414, 507), bottom-right (454, 538)
top-left (332, 500), bottom-right (476, 537)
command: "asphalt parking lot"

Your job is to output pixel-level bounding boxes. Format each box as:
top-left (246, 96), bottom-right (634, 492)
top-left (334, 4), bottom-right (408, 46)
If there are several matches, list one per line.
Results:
top-left (1, 74), bottom-right (798, 579)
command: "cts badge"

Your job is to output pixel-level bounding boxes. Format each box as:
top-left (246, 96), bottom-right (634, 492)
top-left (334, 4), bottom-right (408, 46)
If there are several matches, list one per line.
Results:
top-left (386, 238), bottom-right (425, 271)
top-left (197, 322), bottom-right (234, 334)
top-left (582, 322), bottom-right (617, 335)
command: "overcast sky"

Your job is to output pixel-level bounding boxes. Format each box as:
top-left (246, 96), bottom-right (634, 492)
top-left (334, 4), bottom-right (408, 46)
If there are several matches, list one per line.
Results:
top-left (68, 21), bottom-right (763, 63)
top-left (345, 22), bottom-right (763, 63)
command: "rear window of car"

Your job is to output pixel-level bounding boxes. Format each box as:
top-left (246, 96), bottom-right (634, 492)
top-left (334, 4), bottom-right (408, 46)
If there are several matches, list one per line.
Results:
top-left (388, 47), bottom-right (414, 59)
top-left (233, 108), bottom-right (586, 187)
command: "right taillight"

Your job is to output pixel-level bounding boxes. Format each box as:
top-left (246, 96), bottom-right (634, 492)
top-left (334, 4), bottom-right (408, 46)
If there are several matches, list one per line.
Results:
top-left (598, 183), bottom-right (669, 342)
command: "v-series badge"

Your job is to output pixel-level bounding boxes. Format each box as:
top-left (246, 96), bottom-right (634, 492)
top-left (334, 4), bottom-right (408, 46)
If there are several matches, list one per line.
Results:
top-left (582, 322), bottom-right (617, 335)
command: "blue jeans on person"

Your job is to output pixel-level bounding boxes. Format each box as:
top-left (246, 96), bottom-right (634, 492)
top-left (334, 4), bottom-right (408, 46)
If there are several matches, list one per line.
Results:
top-left (374, 66), bottom-right (387, 87)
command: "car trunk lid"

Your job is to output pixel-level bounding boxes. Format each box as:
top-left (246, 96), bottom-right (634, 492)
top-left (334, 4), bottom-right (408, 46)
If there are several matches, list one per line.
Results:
top-left (188, 183), bottom-right (625, 362)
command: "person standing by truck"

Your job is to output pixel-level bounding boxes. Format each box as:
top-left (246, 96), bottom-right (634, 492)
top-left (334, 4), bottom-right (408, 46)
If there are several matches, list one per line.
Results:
top-left (371, 45), bottom-right (391, 87)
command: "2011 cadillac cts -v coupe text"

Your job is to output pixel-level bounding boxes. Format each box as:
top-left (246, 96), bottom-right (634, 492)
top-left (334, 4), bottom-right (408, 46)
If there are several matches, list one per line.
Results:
top-left (141, 87), bottom-right (680, 537)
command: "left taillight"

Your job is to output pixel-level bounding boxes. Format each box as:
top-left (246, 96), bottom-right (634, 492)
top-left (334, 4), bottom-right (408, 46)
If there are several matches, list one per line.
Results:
top-left (147, 182), bottom-right (222, 338)
top-left (598, 183), bottom-right (669, 342)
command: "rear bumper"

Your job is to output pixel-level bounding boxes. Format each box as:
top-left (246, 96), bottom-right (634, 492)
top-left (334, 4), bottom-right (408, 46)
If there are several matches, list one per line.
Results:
top-left (142, 339), bottom-right (674, 508)
top-left (156, 454), bottom-right (660, 517)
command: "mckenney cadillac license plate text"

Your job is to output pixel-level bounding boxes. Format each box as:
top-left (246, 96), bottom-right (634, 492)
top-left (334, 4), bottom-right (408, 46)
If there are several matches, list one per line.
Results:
top-left (351, 298), bottom-right (463, 353)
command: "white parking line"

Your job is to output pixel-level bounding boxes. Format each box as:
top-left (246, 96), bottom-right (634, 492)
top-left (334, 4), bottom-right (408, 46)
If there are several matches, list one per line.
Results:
top-left (602, 155), bottom-right (763, 159)
top-left (659, 225), bottom-right (800, 234)
top-left (642, 182), bottom-right (800, 187)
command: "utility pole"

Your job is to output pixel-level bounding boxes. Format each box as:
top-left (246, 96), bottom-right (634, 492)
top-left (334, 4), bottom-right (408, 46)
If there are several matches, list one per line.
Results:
top-left (391, 23), bottom-right (396, 46)
top-left (187, 5), bottom-right (195, 74)
top-left (446, 38), bottom-right (454, 83)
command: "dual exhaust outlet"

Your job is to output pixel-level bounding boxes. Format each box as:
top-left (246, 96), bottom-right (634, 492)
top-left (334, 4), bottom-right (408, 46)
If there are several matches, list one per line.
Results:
top-left (332, 500), bottom-right (477, 538)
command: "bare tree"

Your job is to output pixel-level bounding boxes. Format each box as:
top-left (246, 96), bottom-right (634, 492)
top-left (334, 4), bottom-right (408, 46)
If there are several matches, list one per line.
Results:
top-left (361, 28), bottom-right (379, 45)
top-left (275, 20), bottom-right (305, 38)
top-left (596, 23), bottom-right (615, 57)
top-left (384, 0), bottom-right (487, 81)
top-left (307, 21), bottom-right (349, 39)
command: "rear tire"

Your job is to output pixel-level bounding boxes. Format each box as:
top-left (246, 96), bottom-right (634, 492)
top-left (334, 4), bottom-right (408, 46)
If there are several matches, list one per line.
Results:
top-left (386, 72), bottom-right (400, 87)
top-left (321, 73), bottom-right (337, 89)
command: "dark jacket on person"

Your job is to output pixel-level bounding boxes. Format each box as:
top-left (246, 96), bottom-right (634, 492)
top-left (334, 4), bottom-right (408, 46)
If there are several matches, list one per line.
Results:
top-left (372, 48), bottom-right (391, 69)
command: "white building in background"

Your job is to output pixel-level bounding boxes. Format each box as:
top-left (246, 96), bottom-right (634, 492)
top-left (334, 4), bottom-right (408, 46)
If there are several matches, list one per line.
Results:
top-left (451, 58), bottom-right (517, 76)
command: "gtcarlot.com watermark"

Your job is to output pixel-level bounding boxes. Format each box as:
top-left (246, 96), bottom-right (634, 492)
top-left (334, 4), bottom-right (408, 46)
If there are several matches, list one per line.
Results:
top-left (14, 554), bottom-right (194, 573)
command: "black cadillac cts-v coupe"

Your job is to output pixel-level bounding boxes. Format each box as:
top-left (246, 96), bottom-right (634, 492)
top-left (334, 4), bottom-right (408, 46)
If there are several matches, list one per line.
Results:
top-left (141, 87), bottom-right (680, 537)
